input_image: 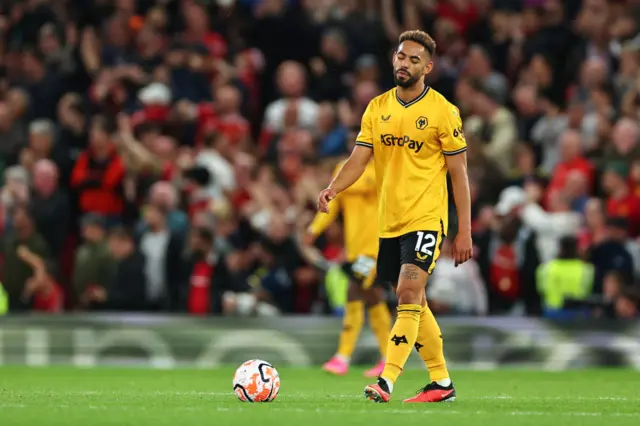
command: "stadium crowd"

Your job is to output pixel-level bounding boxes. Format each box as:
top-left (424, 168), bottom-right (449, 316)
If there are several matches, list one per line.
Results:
top-left (0, 0), bottom-right (639, 319)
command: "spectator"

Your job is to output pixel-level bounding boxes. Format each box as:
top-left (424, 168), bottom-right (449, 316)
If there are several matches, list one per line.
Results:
top-left (465, 79), bottom-right (517, 175)
top-left (520, 181), bottom-right (582, 263)
top-left (316, 102), bottom-right (347, 158)
top-left (536, 236), bottom-right (594, 318)
top-left (195, 132), bottom-right (237, 199)
top-left (0, 205), bottom-right (50, 311)
top-left (24, 119), bottom-right (71, 176)
top-left (578, 198), bottom-right (607, 256)
top-left (29, 159), bottom-right (69, 254)
top-left (141, 182), bottom-right (189, 238)
top-left (547, 129), bottom-right (594, 198)
top-left (589, 217), bottom-right (635, 294)
top-left (137, 203), bottom-right (184, 311)
top-left (601, 164), bottom-right (640, 237)
top-left (73, 214), bottom-right (113, 309)
top-left (71, 115), bottom-right (126, 221)
top-left (531, 96), bottom-right (568, 174)
top-left (103, 227), bottom-right (147, 311)
top-left (263, 61), bottom-right (319, 133)
top-left (1, 166), bottom-right (30, 230)
top-left (427, 237), bottom-right (488, 316)
top-left (464, 45), bottom-right (509, 105)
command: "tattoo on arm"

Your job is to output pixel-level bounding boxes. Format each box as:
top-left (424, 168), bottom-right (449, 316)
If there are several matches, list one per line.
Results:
top-left (400, 264), bottom-right (420, 281)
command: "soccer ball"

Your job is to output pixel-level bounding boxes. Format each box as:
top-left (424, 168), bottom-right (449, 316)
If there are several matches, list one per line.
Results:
top-left (233, 359), bottom-right (280, 402)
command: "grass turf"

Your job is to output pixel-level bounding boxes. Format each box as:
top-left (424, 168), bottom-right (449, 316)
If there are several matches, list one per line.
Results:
top-left (1, 367), bottom-right (639, 426)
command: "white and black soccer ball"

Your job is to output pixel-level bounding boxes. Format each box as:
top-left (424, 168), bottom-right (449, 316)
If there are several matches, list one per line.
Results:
top-left (233, 359), bottom-right (280, 402)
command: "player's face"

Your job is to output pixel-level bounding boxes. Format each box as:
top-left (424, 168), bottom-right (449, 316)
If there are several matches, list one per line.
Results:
top-left (393, 41), bottom-right (433, 88)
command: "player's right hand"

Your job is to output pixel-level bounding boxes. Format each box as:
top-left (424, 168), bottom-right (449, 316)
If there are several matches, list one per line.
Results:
top-left (317, 188), bottom-right (337, 213)
top-left (453, 231), bottom-right (473, 267)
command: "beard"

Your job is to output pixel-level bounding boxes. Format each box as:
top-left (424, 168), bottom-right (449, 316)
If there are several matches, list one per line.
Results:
top-left (394, 70), bottom-right (422, 88)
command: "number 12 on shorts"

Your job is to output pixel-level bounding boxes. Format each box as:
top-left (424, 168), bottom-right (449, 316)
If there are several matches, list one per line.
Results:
top-left (414, 231), bottom-right (437, 261)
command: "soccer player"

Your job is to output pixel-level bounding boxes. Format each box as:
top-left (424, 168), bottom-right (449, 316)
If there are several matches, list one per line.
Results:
top-left (317, 30), bottom-right (472, 403)
top-left (304, 145), bottom-right (392, 377)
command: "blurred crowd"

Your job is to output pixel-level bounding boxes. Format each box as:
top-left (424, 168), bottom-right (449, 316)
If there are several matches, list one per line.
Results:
top-left (0, 0), bottom-right (639, 319)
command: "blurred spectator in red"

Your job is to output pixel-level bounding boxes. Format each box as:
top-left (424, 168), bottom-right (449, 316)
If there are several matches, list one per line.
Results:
top-left (601, 164), bottom-right (640, 237)
top-left (71, 116), bottom-right (126, 220)
top-left (547, 129), bottom-right (594, 197)
top-left (18, 250), bottom-right (63, 313)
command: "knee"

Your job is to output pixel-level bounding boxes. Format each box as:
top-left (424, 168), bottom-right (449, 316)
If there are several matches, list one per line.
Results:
top-left (396, 285), bottom-right (422, 305)
top-left (362, 287), bottom-right (382, 306)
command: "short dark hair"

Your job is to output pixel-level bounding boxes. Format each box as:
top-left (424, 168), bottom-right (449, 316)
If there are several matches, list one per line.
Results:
top-left (398, 30), bottom-right (436, 57)
top-left (194, 227), bottom-right (214, 245)
top-left (91, 114), bottom-right (116, 135)
top-left (109, 226), bottom-right (133, 241)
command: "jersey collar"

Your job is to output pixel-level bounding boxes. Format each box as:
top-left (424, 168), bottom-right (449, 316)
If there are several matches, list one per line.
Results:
top-left (395, 85), bottom-right (430, 108)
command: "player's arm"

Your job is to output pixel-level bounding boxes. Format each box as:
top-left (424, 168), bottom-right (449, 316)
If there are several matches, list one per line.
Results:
top-left (441, 105), bottom-right (472, 266)
top-left (318, 102), bottom-right (375, 213)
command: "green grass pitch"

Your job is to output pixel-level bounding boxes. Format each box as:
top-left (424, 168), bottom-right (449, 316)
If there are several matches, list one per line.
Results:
top-left (1, 367), bottom-right (639, 426)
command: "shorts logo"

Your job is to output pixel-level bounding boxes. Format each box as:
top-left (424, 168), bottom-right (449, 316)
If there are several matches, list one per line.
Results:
top-left (416, 252), bottom-right (429, 262)
top-left (416, 116), bottom-right (428, 130)
top-left (380, 134), bottom-right (424, 153)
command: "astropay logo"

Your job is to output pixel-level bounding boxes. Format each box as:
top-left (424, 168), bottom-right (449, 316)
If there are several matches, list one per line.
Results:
top-left (381, 134), bottom-right (424, 153)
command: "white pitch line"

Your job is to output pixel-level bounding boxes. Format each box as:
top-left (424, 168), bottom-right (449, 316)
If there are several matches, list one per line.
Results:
top-left (11, 390), bottom-right (636, 402)
top-left (0, 404), bottom-right (637, 418)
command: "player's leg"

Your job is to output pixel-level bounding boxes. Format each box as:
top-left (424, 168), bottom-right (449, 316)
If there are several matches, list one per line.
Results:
top-left (323, 278), bottom-right (364, 375)
top-left (404, 228), bottom-right (455, 403)
top-left (375, 263), bottom-right (425, 390)
top-left (361, 275), bottom-right (391, 378)
top-left (364, 238), bottom-right (400, 402)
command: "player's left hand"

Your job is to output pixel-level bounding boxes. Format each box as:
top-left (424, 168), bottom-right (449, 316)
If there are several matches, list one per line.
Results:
top-left (452, 231), bottom-right (473, 267)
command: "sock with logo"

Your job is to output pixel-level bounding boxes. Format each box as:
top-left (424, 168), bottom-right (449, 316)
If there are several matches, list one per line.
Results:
top-left (368, 302), bottom-right (392, 359)
top-left (414, 303), bottom-right (450, 382)
top-left (380, 304), bottom-right (421, 386)
top-left (336, 301), bottom-right (365, 360)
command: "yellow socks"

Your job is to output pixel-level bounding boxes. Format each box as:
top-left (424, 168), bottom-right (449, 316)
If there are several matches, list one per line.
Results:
top-left (336, 301), bottom-right (365, 360)
top-left (380, 304), bottom-right (421, 384)
top-left (415, 304), bottom-right (449, 382)
top-left (368, 302), bottom-right (392, 359)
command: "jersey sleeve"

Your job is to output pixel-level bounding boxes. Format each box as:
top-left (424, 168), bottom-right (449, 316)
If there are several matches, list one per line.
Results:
top-left (355, 100), bottom-right (375, 149)
top-left (438, 104), bottom-right (467, 156)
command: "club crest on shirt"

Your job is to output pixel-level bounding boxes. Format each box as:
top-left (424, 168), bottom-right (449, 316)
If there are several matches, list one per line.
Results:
top-left (415, 116), bottom-right (428, 130)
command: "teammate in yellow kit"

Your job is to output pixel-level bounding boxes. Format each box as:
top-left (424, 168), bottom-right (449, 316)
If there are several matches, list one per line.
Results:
top-left (305, 150), bottom-right (392, 378)
top-left (317, 30), bottom-right (473, 403)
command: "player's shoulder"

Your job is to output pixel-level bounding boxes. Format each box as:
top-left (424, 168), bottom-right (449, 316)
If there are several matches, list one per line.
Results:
top-left (426, 88), bottom-right (461, 120)
top-left (366, 88), bottom-right (396, 110)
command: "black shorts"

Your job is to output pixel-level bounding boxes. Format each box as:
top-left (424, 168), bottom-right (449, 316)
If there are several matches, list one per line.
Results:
top-left (376, 225), bottom-right (445, 284)
top-left (341, 255), bottom-right (378, 289)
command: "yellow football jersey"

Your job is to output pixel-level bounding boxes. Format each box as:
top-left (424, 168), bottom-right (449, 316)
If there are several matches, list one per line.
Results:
top-left (356, 86), bottom-right (466, 238)
top-left (308, 160), bottom-right (378, 261)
